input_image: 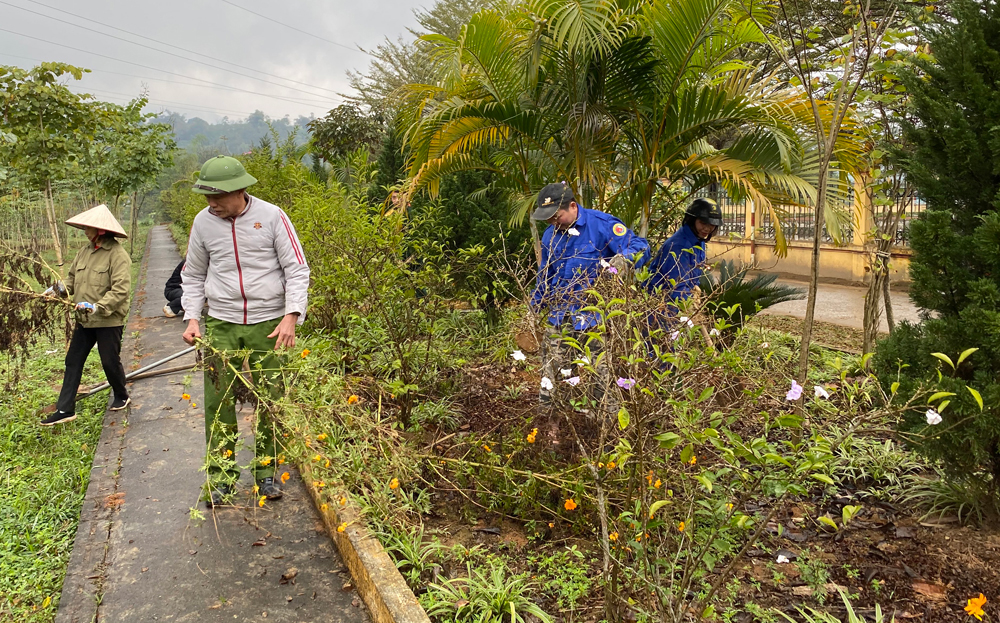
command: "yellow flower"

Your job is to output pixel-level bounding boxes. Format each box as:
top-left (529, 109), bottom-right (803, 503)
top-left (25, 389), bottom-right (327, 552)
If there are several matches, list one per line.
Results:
top-left (223, 449), bottom-right (233, 458)
top-left (389, 478), bottom-right (399, 490)
top-left (654, 479), bottom-right (662, 489)
top-left (258, 496), bottom-right (266, 507)
top-left (606, 461), bottom-right (615, 470)
top-left (726, 503), bottom-right (734, 511)
top-left (966, 594), bottom-right (987, 621)
top-left (548, 522), bottom-right (554, 528)
top-left (278, 458), bottom-right (285, 465)
top-left (301, 349), bottom-right (310, 358)
top-left (678, 521), bottom-right (686, 532)
top-left (317, 481), bottom-right (325, 489)
top-left (324, 460), bottom-right (330, 468)
top-left (526, 428), bottom-right (537, 443)
top-left (260, 457), bottom-right (272, 466)
top-left (339, 496), bottom-right (347, 506)
top-left (689, 455), bottom-right (697, 466)
top-left (191, 403), bottom-right (197, 408)
top-left (609, 531), bottom-right (618, 541)
top-left (181, 393), bottom-right (191, 400)
top-left (482, 444), bottom-right (491, 452)
top-left (347, 395), bottom-right (359, 405)
top-left (317, 433), bottom-right (327, 441)
top-left (337, 522), bottom-right (347, 533)
top-left (564, 498), bottom-right (578, 511)
top-left (280, 472), bottom-right (290, 483)
top-left (646, 471), bottom-right (653, 485)
top-left (320, 503), bottom-right (328, 511)
top-left (313, 454), bottom-right (321, 462)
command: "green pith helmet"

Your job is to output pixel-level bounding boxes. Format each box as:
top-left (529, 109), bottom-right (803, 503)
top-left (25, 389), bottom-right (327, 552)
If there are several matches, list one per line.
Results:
top-left (191, 155), bottom-right (258, 195)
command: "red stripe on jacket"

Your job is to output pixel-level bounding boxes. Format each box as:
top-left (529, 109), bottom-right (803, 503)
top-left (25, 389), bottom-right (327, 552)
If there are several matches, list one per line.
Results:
top-left (279, 213), bottom-right (305, 264)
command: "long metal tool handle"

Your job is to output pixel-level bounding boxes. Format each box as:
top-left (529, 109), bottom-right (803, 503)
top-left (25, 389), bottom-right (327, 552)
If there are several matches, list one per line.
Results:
top-left (76, 345), bottom-right (197, 401)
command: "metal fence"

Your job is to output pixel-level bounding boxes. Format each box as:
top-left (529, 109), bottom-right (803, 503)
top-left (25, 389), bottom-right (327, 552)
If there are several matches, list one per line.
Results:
top-left (757, 189), bottom-right (855, 245)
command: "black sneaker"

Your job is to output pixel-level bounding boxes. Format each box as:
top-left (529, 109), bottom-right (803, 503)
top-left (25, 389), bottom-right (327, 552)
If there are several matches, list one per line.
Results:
top-left (257, 477), bottom-right (283, 500)
top-left (205, 483), bottom-right (237, 508)
top-left (109, 396), bottom-right (131, 411)
top-left (40, 411), bottom-right (76, 426)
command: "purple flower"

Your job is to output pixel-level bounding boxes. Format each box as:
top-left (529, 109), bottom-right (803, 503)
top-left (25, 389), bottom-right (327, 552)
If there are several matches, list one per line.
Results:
top-left (607, 266), bottom-right (618, 274)
top-left (616, 378), bottom-right (636, 390)
top-left (785, 380), bottom-right (803, 401)
top-left (565, 376), bottom-right (580, 386)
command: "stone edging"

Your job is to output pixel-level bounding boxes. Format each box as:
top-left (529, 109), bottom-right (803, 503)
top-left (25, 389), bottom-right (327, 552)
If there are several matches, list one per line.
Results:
top-left (300, 462), bottom-right (431, 623)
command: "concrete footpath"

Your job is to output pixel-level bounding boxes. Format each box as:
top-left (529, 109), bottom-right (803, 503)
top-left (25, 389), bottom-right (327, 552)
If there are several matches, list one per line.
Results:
top-left (57, 225), bottom-right (368, 623)
top-left (762, 277), bottom-right (922, 332)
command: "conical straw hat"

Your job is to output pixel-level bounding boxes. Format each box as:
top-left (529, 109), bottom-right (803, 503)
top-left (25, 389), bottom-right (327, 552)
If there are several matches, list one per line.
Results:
top-left (65, 204), bottom-right (128, 238)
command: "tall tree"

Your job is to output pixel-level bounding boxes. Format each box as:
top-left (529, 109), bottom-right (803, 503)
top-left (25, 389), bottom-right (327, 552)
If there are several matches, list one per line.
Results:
top-left (874, 0), bottom-right (1000, 489)
top-left (0, 63), bottom-right (95, 266)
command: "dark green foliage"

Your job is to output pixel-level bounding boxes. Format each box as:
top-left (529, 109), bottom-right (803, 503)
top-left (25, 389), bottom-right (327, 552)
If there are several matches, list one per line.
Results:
top-left (874, 0), bottom-right (1000, 492)
top-left (699, 261), bottom-right (804, 329)
top-left (308, 104), bottom-right (383, 164)
top-left (368, 122), bottom-right (407, 205)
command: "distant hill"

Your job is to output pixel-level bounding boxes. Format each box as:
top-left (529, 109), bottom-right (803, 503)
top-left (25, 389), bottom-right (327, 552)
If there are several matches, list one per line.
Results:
top-left (153, 110), bottom-right (314, 153)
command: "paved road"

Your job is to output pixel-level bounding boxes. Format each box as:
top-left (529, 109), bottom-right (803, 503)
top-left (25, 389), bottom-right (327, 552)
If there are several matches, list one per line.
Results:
top-left (761, 278), bottom-right (923, 332)
top-left (57, 226), bottom-right (367, 623)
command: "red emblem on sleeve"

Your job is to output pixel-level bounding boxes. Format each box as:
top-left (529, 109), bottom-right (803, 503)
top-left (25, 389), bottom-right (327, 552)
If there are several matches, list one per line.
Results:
top-left (612, 223), bottom-right (626, 236)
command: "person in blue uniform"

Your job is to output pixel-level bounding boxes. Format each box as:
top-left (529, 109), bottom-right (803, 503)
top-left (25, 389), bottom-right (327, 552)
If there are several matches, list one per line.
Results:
top-left (529, 182), bottom-right (649, 410)
top-left (644, 198), bottom-right (723, 300)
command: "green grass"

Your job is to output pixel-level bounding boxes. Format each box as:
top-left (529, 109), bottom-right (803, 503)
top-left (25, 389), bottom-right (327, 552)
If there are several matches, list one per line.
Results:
top-left (0, 223), bottom-right (150, 622)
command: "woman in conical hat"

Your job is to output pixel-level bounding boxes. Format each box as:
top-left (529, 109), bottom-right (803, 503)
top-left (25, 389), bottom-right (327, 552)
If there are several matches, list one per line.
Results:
top-left (42, 205), bottom-right (132, 426)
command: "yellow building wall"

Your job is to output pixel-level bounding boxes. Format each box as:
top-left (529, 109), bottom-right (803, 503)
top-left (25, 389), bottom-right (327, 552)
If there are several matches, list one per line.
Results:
top-left (707, 240), bottom-right (912, 284)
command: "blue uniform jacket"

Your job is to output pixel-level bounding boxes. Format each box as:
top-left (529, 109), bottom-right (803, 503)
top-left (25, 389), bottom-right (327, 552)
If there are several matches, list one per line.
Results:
top-left (530, 206), bottom-right (650, 330)
top-left (644, 224), bottom-right (706, 300)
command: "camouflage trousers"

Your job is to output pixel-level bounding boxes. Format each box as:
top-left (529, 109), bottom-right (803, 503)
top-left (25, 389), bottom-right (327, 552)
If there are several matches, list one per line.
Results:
top-left (538, 326), bottom-right (613, 416)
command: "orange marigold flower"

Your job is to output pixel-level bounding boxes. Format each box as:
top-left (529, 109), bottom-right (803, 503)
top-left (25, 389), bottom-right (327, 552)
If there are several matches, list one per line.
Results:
top-left (337, 522), bottom-right (347, 533)
top-left (181, 393), bottom-right (191, 400)
top-left (320, 503), bottom-right (328, 511)
top-left (564, 498), bottom-right (578, 511)
top-left (389, 478), bottom-right (399, 490)
top-left (689, 455), bottom-right (697, 466)
top-left (317, 433), bottom-right (327, 441)
top-left (280, 472), bottom-right (290, 483)
top-left (966, 594), bottom-right (987, 621)
top-left (260, 457), bottom-right (272, 466)
top-left (482, 444), bottom-right (492, 453)
top-left (606, 461), bottom-right (616, 470)
top-left (526, 428), bottom-right (538, 443)
top-left (609, 532), bottom-right (618, 541)
top-left (278, 458), bottom-right (285, 465)
top-left (347, 395), bottom-right (359, 405)
top-left (223, 449), bottom-right (233, 458)
top-left (339, 496), bottom-right (347, 506)
top-left (678, 521), bottom-right (686, 532)
top-left (301, 349), bottom-right (310, 358)
top-left (258, 496), bottom-right (266, 508)
top-left (548, 522), bottom-right (554, 528)
top-left (654, 479), bottom-right (662, 489)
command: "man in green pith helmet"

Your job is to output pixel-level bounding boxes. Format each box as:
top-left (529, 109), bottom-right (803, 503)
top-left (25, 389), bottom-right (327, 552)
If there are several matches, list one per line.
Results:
top-left (181, 155), bottom-right (310, 507)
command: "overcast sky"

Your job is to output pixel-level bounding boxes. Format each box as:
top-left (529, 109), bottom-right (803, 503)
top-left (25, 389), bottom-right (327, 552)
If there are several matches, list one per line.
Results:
top-left (0, 0), bottom-right (429, 121)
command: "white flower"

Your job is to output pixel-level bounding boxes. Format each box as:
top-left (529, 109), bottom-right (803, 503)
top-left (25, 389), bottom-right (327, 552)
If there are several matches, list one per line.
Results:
top-left (540, 377), bottom-right (554, 391)
top-left (776, 555), bottom-right (790, 564)
top-left (567, 227), bottom-right (580, 236)
top-left (600, 259), bottom-right (611, 268)
top-left (670, 330), bottom-right (680, 341)
top-left (761, 342), bottom-right (770, 349)
top-left (577, 356), bottom-right (590, 366)
top-left (709, 328), bottom-right (720, 336)
top-left (565, 376), bottom-right (580, 386)
top-left (814, 385), bottom-right (830, 399)
top-left (926, 408), bottom-right (942, 425)
top-left (560, 368), bottom-right (573, 377)
top-left (511, 350), bottom-right (527, 362)
top-left (679, 316), bottom-right (694, 328)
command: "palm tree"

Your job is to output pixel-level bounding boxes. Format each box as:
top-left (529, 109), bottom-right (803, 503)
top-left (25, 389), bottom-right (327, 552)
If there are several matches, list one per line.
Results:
top-left (398, 0), bottom-right (864, 261)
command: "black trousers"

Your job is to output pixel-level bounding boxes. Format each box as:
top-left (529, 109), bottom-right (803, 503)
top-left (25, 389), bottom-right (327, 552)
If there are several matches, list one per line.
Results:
top-left (164, 285), bottom-right (183, 314)
top-left (56, 324), bottom-right (128, 414)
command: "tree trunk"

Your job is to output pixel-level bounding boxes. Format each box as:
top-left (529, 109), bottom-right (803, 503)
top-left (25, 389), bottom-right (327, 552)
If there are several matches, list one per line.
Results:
top-left (530, 218), bottom-right (542, 267)
top-left (882, 271), bottom-right (895, 332)
top-left (796, 168), bottom-right (830, 393)
top-left (43, 180), bottom-right (64, 267)
top-left (130, 191), bottom-right (139, 255)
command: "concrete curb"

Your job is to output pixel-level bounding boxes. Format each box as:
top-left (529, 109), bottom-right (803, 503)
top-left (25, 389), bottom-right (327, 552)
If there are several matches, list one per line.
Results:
top-left (300, 462), bottom-right (431, 623)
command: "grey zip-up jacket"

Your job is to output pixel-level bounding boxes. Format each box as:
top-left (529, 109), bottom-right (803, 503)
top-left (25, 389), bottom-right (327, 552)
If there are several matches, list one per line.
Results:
top-left (182, 195), bottom-right (309, 326)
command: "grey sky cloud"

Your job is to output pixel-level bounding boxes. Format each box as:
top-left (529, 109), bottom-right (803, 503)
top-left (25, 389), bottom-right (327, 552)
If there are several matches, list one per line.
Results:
top-left (0, 0), bottom-right (429, 121)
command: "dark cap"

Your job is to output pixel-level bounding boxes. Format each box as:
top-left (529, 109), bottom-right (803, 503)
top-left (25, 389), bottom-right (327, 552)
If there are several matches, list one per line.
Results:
top-left (531, 182), bottom-right (575, 220)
